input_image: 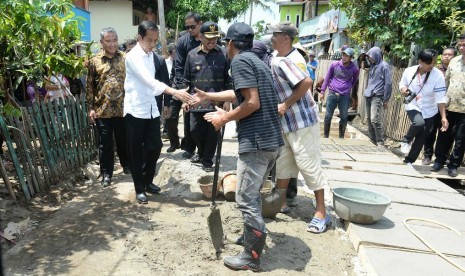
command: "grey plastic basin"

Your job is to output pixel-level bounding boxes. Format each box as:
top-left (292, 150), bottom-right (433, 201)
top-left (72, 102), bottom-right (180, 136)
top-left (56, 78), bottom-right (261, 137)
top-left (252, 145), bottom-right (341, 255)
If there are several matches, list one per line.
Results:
top-left (332, 187), bottom-right (391, 224)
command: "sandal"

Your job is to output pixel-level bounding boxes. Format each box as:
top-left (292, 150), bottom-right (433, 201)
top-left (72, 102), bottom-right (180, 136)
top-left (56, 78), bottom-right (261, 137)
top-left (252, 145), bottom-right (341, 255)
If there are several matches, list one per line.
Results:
top-left (280, 207), bottom-right (291, 214)
top-left (306, 215), bottom-right (331, 234)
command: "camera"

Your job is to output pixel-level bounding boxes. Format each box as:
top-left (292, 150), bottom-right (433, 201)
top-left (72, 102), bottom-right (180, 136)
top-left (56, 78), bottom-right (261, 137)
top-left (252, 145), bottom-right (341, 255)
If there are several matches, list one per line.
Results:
top-left (403, 89), bottom-right (416, 104)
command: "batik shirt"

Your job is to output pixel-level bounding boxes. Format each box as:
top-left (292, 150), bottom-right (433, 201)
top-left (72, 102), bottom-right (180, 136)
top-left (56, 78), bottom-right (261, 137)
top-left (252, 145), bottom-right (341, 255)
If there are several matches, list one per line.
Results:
top-left (86, 50), bottom-right (126, 118)
top-left (445, 55), bottom-right (465, 113)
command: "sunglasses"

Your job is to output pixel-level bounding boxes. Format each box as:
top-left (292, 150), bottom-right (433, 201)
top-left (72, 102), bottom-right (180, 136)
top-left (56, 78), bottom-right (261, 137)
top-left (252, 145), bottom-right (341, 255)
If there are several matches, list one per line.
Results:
top-left (185, 25), bottom-right (197, 30)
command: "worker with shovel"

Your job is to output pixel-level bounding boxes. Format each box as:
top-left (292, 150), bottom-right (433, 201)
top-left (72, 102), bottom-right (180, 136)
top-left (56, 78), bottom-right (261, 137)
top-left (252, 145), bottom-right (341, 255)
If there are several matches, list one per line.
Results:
top-left (201, 22), bottom-right (284, 272)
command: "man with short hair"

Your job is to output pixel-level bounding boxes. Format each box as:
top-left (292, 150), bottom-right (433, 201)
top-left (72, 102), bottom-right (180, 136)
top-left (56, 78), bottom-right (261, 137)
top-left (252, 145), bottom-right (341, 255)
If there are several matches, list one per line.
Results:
top-left (307, 50), bottom-right (318, 81)
top-left (364, 46), bottom-right (392, 146)
top-left (183, 22), bottom-right (231, 171)
top-left (87, 27), bottom-right (129, 187)
top-left (201, 22), bottom-right (284, 271)
top-left (124, 21), bottom-right (193, 204)
top-left (432, 34), bottom-right (465, 177)
top-left (422, 47), bottom-right (457, 165)
top-left (175, 12), bottom-right (203, 160)
top-left (319, 48), bottom-right (359, 138)
top-left (268, 22), bottom-right (329, 233)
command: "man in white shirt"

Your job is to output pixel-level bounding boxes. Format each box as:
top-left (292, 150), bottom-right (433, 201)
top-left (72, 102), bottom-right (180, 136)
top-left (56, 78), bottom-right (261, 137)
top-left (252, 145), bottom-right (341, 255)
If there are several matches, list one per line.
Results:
top-left (124, 21), bottom-right (193, 204)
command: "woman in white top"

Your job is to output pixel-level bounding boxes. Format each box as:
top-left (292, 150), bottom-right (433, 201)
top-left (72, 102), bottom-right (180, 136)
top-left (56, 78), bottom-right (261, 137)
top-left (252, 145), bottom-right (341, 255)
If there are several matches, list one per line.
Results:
top-left (44, 73), bottom-right (69, 103)
top-left (399, 49), bottom-right (448, 164)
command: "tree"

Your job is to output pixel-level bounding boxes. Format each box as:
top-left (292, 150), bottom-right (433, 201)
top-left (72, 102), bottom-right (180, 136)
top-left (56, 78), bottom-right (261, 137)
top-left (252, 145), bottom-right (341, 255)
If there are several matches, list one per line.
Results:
top-left (0, 0), bottom-right (87, 114)
top-left (331, 0), bottom-right (465, 65)
top-left (165, 0), bottom-right (249, 30)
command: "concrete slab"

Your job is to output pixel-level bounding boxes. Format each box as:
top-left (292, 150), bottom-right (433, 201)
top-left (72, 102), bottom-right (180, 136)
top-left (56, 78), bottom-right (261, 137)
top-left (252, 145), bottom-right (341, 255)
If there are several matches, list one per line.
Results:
top-left (321, 151), bottom-right (354, 161)
top-left (324, 169), bottom-right (456, 192)
top-left (330, 138), bottom-right (375, 146)
top-left (413, 164), bottom-right (465, 180)
top-left (345, 203), bottom-right (465, 256)
top-left (331, 181), bottom-right (465, 211)
top-left (322, 159), bottom-right (424, 177)
top-left (360, 246), bottom-right (465, 276)
top-left (345, 152), bottom-right (403, 164)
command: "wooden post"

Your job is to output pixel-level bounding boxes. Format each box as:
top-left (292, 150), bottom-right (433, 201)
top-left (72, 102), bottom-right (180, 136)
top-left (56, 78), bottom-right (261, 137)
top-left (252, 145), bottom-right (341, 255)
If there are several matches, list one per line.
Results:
top-left (157, 0), bottom-right (168, 56)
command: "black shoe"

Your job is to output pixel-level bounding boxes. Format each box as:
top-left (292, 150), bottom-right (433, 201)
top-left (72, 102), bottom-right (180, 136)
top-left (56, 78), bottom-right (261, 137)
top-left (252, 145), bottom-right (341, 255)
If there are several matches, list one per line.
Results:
top-left (202, 165), bottom-right (213, 172)
top-left (101, 174), bottom-right (111, 187)
top-left (448, 167), bottom-right (458, 177)
top-left (182, 151), bottom-right (194, 159)
top-left (146, 183), bottom-right (161, 194)
top-left (190, 153), bottom-right (201, 163)
top-left (136, 193), bottom-right (148, 204)
top-left (123, 166), bottom-right (131, 175)
top-left (167, 144), bottom-right (180, 153)
top-left (431, 162), bottom-right (443, 172)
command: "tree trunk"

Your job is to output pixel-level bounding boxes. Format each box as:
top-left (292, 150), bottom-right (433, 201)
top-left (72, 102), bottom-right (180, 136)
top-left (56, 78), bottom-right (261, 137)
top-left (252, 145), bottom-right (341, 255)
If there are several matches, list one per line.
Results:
top-left (157, 0), bottom-right (168, 56)
top-left (249, 1), bottom-right (254, 26)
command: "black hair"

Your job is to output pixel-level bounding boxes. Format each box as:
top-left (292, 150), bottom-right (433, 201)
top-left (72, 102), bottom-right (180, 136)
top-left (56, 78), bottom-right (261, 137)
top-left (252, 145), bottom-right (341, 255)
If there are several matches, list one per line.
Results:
top-left (185, 12), bottom-right (201, 23)
top-left (417, 49), bottom-right (438, 64)
top-left (444, 46), bottom-right (457, 56)
top-left (458, 33), bottom-right (465, 40)
top-left (138, 21), bottom-right (158, 38)
top-left (232, 40), bottom-right (253, 51)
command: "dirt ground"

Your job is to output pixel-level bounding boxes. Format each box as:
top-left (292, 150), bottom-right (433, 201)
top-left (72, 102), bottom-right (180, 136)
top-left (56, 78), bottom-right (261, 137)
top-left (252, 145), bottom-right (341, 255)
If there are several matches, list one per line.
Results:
top-left (1, 126), bottom-right (361, 276)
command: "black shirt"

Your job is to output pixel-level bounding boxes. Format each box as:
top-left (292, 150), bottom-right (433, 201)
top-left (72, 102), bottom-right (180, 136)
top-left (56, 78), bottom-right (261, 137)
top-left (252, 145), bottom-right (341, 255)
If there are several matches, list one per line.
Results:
top-left (184, 45), bottom-right (232, 112)
top-left (231, 51), bottom-right (284, 153)
top-left (175, 33), bottom-right (201, 88)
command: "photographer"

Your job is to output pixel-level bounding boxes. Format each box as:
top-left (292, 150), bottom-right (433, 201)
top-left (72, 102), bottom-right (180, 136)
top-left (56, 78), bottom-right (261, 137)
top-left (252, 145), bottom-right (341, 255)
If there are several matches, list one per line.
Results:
top-left (399, 49), bottom-right (448, 165)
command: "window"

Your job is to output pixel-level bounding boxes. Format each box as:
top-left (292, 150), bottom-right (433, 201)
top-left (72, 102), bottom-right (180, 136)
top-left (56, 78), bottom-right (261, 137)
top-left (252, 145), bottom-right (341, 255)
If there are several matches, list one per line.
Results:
top-left (296, 15), bottom-right (300, 28)
top-left (286, 14), bottom-right (290, 21)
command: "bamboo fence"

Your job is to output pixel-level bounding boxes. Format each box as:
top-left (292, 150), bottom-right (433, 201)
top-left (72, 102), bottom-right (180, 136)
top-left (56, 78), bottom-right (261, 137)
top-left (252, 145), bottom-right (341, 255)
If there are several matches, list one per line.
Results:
top-left (0, 94), bottom-right (97, 200)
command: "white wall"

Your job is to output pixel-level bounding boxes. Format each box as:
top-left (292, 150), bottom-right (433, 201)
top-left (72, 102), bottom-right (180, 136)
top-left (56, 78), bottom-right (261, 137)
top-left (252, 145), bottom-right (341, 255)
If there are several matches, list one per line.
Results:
top-left (89, 1), bottom-right (138, 45)
top-left (218, 2), bottom-right (280, 34)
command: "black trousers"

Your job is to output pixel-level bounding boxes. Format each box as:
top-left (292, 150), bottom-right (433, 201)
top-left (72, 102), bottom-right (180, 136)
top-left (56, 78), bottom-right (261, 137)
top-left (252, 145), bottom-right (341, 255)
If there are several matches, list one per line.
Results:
top-left (190, 112), bottom-right (218, 167)
top-left (423, 113), bottom-right (441, 159)
top-left (180, 111), bottom-right (196, 153)
top-left (403, 110), bottom-right (434, 163)
top-left (435, 111), bottom-right (465, 168)
top-left (95, 117), bottom-right (129, 178)
top-left (125, 114), bottom-right (162, 194)
top-left (165, 99), bottom-right (181, 148)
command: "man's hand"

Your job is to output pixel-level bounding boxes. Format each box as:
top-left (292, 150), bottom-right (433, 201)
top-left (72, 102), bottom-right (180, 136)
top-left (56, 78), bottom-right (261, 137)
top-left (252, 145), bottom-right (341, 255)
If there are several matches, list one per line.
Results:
top-left (174, 88), bottom-right (195, 104)
top-left (440, 117), bottom-right (449, 132)
top-left (383, 101), bottom-right (388, 110)
top-left (193, 87), bottom-right (207, 104)
top-left (223, 101), bottom-right (231, 112)
top-left (182, 103), bottom-right (189, 112)
top-left (277, 103), bottom-right (287, 116)
top-left (163, 106), bottom-right (170, 119)
top-left (318, 93), bottom-right (325, 103)
top-left (88, 110), bottom-right (97, 125)
top-left (400, 87), bottom-right (409, 97)
top-left (204, 106), bottom-right (227, 131)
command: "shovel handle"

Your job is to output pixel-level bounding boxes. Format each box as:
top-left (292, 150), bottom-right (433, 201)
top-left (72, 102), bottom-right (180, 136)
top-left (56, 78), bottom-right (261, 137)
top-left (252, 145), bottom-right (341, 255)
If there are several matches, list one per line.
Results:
top-left (211, 127), bottom-right (225, 204)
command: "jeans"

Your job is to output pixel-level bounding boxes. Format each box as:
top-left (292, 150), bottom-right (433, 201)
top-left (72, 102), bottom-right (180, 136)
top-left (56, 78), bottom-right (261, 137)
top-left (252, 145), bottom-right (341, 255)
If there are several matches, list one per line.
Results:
top-left (95, 117), bottom-right (129, 178)
top-left (365, 95), bottom-right (385, 145)
top-left (236, 149), bottom-right (279, 232)
top-left (435, 111), bottom-right (465, 168)
top-left (324, 92), bottom-right (350, 138)
top-left (403, 110), bottom-right (434, 163)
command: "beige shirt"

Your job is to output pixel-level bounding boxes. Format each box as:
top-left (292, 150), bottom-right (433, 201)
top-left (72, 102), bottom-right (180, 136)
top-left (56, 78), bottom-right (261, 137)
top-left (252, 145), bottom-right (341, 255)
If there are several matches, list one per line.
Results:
top-left (445, 55), bottom-right (465, 113)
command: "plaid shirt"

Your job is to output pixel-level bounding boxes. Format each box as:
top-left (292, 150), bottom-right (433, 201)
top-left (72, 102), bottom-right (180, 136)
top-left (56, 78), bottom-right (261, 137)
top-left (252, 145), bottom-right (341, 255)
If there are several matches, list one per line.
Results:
top-left (86, 50), bottom-right (126, 118)
top-left (271, 57), bottom-right (319, 133)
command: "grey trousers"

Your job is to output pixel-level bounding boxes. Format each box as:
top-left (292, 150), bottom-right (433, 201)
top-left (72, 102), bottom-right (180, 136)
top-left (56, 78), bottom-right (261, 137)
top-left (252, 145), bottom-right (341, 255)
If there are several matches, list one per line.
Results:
top-left (366, 95), bottom-right (385, 144)
top-left (236, 149), bottom-right (279, 232)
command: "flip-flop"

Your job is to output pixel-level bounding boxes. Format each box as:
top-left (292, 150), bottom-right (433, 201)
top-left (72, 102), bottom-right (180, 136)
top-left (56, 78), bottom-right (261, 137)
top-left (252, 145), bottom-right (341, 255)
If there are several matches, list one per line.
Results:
top-left (306, 215), bottom-right (331, 234)
top-left (280, 207), bottom-right (291, 214)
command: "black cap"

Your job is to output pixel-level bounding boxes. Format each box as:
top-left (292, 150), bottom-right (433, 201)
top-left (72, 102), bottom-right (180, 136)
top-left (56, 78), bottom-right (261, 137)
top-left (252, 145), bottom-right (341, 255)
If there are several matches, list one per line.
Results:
top-left (224, 23), bottom-right (254, 42)
top-left (200, 21), bottom-right (220, 39)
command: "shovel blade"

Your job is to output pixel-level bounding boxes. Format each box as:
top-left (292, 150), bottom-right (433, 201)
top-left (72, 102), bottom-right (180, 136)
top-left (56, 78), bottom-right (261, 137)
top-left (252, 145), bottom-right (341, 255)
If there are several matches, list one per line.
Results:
top-left (207, 204), bottom-right (224, 253)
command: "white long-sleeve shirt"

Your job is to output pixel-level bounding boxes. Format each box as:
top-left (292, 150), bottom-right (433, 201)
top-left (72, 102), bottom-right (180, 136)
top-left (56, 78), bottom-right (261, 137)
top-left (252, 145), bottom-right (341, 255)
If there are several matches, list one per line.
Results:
top-left (124, 42), bottom-right (168, 119)
top-left (399, 66), bottom-right (446, 119)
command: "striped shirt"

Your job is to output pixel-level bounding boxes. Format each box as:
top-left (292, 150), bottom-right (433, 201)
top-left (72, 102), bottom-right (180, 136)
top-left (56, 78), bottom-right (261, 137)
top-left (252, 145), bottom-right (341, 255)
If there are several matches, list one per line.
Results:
top-left (231, 51), bottom-right (284, 153)
top-left (271, 57), bottom-right (319, 133)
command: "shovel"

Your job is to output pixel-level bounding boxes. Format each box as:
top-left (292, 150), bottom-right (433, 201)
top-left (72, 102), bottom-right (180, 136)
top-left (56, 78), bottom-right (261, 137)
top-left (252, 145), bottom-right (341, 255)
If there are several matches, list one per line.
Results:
top-left (207, 127), bottom-right (225, 255)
